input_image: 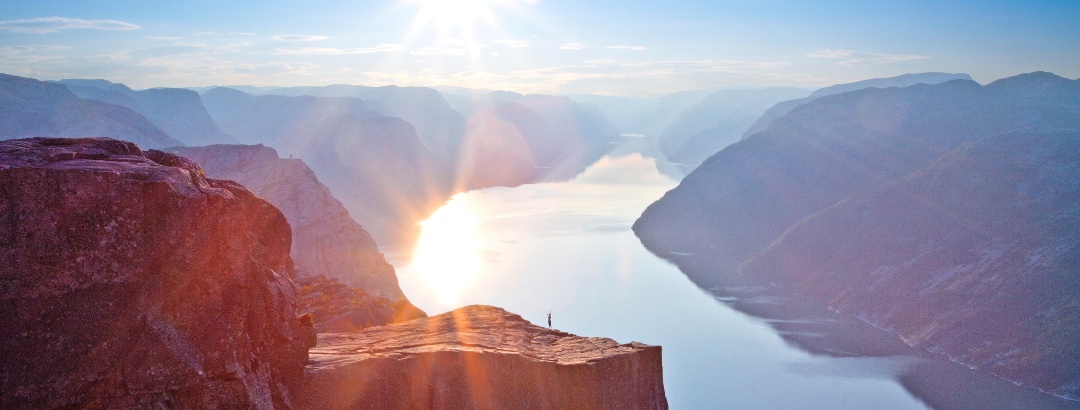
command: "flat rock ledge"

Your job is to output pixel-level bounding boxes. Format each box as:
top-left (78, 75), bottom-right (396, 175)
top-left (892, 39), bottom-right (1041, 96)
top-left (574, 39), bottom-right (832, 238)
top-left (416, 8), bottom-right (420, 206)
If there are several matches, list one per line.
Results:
top-left (301, 305), bottom-right (667, 410)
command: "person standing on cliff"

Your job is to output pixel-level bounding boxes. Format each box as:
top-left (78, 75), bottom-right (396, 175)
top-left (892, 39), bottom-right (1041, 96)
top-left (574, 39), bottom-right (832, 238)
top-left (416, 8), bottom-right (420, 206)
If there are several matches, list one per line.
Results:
top-left (547, 311), bottom-right (551, 328)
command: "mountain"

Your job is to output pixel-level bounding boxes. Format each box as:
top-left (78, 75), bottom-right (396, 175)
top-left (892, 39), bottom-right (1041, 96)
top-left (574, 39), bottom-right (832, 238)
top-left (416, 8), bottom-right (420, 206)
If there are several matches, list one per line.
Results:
top-left (741, 72), bottom-right (973, 140)
top-left (455, 91), bottom-right (623, 186)
top-left (56, 79), bottom-right (235, 146)
top-left (171, 144), bottom-right (412, 302)
top-left (657, 87), bottom-right (810, 170)
top-left (201, 87), bottom-right (451, 242)
top-left (633, 72), bottom-right (1080, 399)
top-left (200, 86), bottom-right (380, 148)
top-left (264, 84), bottom-right (466, 158)
top-left (567, 88), bottom-right (721, 138)
top-left (0, 74), bottom-right (180, 148)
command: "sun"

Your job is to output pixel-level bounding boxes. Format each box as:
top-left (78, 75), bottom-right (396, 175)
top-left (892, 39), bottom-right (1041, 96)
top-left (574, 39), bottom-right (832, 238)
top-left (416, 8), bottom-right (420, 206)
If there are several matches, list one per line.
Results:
top-left (407, 0), bottom-right (500, 42)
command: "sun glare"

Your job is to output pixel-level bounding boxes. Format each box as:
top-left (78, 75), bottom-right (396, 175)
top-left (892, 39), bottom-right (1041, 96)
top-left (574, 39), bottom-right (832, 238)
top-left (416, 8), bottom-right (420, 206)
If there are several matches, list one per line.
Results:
top-left (407, 0), bottom-right (499, 43)
top-left (410, 193), bottom-right (481, 306)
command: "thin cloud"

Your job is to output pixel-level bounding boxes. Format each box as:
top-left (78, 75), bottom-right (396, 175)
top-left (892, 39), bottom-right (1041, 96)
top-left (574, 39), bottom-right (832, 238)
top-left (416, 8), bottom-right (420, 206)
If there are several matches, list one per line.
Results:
top-left (559, 43), bottom-right (586, 50)
top-left (0, 17), bottom-right (140, 34)
top-left (273, 34), bottom-right (331, 42)
top-left (143, 36), bottom-right (182, 41)
top-left (274, 44), bottom-right (405, 55)
top-left (808, 49), bottom-right (930, 65)
top-left (493, 39), bottom-right (530, 48)
top-left (0, 45), bottom-right (71, 63)
top-left (607, 45), bottom-right (648, 51)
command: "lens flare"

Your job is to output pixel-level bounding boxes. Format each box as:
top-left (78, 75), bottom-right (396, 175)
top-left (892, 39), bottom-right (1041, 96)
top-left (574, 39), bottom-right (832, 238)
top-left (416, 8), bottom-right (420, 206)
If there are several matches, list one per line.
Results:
top-left (410, 193), bottom-right (481, 306)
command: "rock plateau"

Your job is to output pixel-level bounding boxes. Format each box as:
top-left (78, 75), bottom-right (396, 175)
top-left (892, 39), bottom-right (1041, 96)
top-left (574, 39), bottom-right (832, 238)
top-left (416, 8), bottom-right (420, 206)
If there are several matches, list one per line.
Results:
top-left (301, 305), bottom-right (667, 410)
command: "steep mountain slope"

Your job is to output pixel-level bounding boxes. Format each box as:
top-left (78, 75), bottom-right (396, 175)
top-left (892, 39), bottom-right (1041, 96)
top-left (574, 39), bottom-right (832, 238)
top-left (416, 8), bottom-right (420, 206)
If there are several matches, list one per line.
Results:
top-left (741, 72), bottom-right (973, 139)
top-left (172, 144), bottom-right (411, 302)
top-left (742, 130), bottom-right (1080, 398)
top-left (57, 79), bottom-right (235, 146)
top-left (633, 72), bottom-right (1080, 399)
top-left (657, 87), bottom-right (810, 170)
top-left (201, 87), bottom-right (451, 242)
top-left (0, 74), bottom-right (180, 148)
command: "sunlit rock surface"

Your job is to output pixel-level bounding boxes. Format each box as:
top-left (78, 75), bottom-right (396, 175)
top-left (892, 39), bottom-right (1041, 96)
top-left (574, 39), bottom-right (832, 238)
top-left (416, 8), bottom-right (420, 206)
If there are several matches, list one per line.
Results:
top-left (0, 137), bottom-right (313, 408)
top-left (301, 305), bottom-right (667, 410)
top-left (634, 72), bottom-right (1080, 400)
top-left (295, 274), bottom-right (426, 334)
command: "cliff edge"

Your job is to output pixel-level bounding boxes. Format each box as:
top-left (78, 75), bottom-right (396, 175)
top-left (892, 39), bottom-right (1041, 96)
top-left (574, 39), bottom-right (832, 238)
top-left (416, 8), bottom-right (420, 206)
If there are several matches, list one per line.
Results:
top-left (301, 305), bottom-right (668, 410)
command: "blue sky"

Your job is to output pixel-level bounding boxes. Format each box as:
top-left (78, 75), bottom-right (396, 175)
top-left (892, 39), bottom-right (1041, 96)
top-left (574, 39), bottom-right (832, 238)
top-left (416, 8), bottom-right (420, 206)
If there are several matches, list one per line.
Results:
top-left (1, 0), bottom-right (1077, 95)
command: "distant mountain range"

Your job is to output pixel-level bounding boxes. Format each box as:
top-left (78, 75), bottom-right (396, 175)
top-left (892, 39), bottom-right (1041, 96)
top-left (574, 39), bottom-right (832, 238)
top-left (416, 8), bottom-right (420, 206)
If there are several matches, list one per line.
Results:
top-left (0, 74), bottom-right (180, 148)
top-left (741, 72), bottom-right (973, 139)
top-left (55, 79), bottom-right (235, 146)
top-left (634, 72), bottom-right (1080, 400)
top-left (657, 87), bottom-right (810, 170)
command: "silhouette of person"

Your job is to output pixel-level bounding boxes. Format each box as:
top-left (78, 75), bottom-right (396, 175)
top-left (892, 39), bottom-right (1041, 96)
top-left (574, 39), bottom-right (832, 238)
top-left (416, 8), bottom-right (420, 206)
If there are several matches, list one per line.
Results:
top-left (547, 311), bottom-right (551, 328)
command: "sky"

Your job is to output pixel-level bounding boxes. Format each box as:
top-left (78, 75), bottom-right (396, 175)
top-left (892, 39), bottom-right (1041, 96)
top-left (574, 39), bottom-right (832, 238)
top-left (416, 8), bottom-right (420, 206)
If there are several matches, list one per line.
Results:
top-left (1, 0), bottom-right (1077, 96)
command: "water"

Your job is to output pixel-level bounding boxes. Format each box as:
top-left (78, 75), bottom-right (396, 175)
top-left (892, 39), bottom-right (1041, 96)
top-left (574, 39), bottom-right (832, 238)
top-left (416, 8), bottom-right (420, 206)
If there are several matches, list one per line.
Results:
top-left (384, 153), bottom-right (1077, 409)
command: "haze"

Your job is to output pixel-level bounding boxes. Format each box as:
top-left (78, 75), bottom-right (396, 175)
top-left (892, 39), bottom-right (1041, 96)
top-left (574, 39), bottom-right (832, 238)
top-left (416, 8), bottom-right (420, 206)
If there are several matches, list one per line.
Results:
top-left (1, 0), bottom-right (1078, 95)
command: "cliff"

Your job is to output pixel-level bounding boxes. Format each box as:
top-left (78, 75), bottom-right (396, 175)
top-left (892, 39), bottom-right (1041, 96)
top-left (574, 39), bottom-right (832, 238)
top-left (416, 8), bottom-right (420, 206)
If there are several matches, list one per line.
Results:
top-left (300, 305), bottom-right (667, 410)
top-left (295, 274), bottom-right (426, 333)
top-left (171, 144), bottom-right (410, 301)
top-left (0, 137), bottom-right (314, 408)
top-left (633, 72), bottom-right (1080, 399)
top-left (0, 74), bottom-right (181, 148)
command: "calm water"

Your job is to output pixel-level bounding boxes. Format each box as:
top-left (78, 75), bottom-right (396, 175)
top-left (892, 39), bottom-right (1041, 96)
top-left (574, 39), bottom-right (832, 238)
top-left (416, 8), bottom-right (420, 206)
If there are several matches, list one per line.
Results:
top-left (384, 153), bottom-right (1076, 409)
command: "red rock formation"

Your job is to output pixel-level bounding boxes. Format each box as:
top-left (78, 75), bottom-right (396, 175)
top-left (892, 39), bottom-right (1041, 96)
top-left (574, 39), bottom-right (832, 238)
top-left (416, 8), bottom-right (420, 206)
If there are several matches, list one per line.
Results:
top-left (0, 137), bottom-right (314, 409)
top-left (301, 305), bottom-right (667, 410)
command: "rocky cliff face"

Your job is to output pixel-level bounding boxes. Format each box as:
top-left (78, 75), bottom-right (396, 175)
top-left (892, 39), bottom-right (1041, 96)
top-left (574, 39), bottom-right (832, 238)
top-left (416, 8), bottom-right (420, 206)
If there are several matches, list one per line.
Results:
top-left (0, 74), bottom-right (181, 148)
top-left (301, 305), bottom-right (667, 410)
top-left (0, 137), bottom-right (314, 408)
top-left (171, 144), bottom-right (410, 301)
top-left (633, 72), bottom-right (1080, 399)
top-left (295, 274), bottom-right (426, 334)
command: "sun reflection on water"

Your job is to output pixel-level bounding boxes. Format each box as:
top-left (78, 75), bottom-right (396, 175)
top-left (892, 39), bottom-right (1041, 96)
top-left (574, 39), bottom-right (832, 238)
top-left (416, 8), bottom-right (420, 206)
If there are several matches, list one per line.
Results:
top-left (410, 192), bottom-right (481, 306)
